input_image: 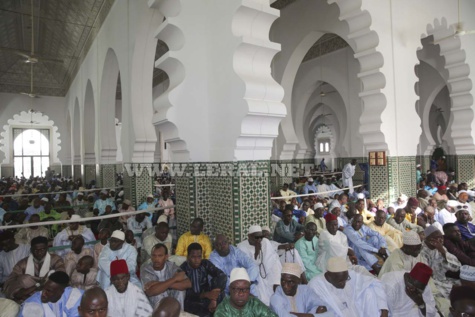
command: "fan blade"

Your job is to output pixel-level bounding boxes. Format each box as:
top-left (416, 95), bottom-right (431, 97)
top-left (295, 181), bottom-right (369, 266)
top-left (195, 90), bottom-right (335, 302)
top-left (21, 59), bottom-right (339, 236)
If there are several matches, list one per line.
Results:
top-left (20, 92), bottom-right (40, 98)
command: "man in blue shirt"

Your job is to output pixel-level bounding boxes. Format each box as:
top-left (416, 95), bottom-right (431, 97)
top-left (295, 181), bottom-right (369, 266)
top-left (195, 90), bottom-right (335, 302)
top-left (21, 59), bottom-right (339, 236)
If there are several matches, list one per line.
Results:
top-left (302, 178), bottom-right (317, 195)
top-left (455, 207), bottom-right (475, 245)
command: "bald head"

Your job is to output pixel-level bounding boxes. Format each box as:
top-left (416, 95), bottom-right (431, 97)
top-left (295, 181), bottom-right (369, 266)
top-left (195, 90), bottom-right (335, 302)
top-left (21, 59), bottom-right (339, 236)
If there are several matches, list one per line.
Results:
top-left (78, 287), bottom-right (108, 317)
top-left (153, 297), bottom-right (181, 317)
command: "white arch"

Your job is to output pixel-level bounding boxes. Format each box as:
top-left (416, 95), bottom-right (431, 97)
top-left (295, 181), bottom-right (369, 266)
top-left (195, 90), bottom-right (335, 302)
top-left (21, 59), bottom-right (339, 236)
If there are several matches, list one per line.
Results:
top-left (72, 98), bottom-right (81, 165)
top-left (83, 80), bottom-right (96, 164)
top-left (416, 18), bottom-right (475, 155)
top-left (0, 111), bottom-right (61, 165)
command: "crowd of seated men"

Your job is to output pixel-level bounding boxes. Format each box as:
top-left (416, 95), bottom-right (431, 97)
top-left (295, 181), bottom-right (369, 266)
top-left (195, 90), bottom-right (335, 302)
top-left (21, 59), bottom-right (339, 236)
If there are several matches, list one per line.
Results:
top-left (0, 166), bottom-right (475, 317)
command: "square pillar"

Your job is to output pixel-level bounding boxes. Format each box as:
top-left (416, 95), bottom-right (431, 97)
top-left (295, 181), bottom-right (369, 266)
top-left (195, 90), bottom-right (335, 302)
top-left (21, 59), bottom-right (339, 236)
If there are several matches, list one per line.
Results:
top-left (122, 163), bottom-right (154, 209)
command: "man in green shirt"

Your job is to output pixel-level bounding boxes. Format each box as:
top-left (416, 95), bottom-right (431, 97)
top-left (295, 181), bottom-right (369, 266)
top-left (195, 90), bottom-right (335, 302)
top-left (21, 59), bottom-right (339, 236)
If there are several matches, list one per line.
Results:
top-left (215, 268), bottom-right (277, 317)
top-left (38, 202), bottom-right (62, 236)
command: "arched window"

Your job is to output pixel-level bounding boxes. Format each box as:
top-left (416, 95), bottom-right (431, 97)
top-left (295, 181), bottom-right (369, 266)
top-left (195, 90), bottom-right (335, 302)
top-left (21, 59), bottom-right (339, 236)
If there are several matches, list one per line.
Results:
top-left (318, 139), bottom-right (330, 154)
top-left (13, 128), bottom-right (50, 178)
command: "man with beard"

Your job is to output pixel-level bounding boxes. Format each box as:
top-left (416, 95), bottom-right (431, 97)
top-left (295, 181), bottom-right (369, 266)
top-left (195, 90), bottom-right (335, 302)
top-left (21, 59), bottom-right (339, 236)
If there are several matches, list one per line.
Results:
top-left (19, 271), bottom-right (83, 317)
top-left (141, 243), bottom-right (191, 309)
top-left (443, 223), bottom-right (475, 266)
top-left (209, 234), bottom-right (258, 295)
top-left (105, 259), bottom-right (153, 317)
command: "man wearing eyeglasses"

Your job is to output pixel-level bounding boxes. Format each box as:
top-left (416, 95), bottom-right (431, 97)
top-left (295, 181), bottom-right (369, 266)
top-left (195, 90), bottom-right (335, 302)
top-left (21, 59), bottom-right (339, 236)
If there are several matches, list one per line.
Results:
top-left (237, 225), bottom-right (282, 306)
top-left (308, 256), bottom-right (389, 317)
top-left (270, 263), bottom-right (331, 317)
top-left (214, 268), bottom-right (277, 317)
top-left (381, 262), bottom-right (437, 317)
top-left (455, 207), bottom-right (475, 245)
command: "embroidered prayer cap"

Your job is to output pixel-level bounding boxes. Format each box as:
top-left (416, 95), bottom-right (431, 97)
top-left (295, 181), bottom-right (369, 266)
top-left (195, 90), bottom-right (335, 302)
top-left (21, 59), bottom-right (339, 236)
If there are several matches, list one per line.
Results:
top-left (416, 164), bottom-right (421, 168)
top-left (424, 224), bottom-right (442, 238)
top-left (282, 263), bottom-right (303, 278)
top-left (110, 259), bottom-right (129, 277)
top-left (357, 193), bottom-right (365, 199)
top-left (403, 230), bottom-right (421, 246)
top-left (87, 193), bottom-right (95, 198)
top-left (261, 226), bottom-right (271, 232)
top-left (77, 192), bottom-right (84, 196)
top-left (147, 194), bottom-right (154, 199)
top-left (40, 197), bottom-right (49, 202)
top-left (111, 230), bottom-right (125, 241)
top-left (324, 213), bottom-right (338, 222)
top-left (157, 215), bottom-right (168, 224)
top-left (314, 202), bottom-right (324, 209)
top-left (327, 257), bottom-right (348, 273)
top-left (248, 225), bottom-right (262, 235)
top-left (308, 178), bottom-right (314, 182)
top-left (230, 268), bottom-right (250, 284)
top-left (123, 199), bottom-right (131, 205)
top-left (407, 197), bottom-right (419, 207)
top-left (70, 215), bottom-right (82, 222)
top-left (460, 265), bottom-right (475, 281)
top-left (100, 189), bottom-right (108, 195)
top-left (399, 194), bottom-right (408, 201)
top-left (447, 200), bottom-right (459, 208)
top-left (409, 262), bottom-right (432, 285)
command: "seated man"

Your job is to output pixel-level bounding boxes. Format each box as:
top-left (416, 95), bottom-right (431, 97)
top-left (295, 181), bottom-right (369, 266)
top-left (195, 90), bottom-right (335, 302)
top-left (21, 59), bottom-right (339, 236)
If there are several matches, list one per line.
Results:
top-left (378, 230), bottom-right (423, 277)
top-left (176, 218), bottom-right (212, 259)
top-left (280, 183), bottom-right (297, 204)
top-left (214, 268), bottom-right (277, 317)
top-left (141, 243), bottom-right (191, 309)
top-left (53, 215), bottom-right (95, 257)
top-left (94, 228), bottom-right (111, 263)
top-left (270, 263), bottom-right (330, 317)
top-left (436, 200), bottom-right (458, 226)
top-left (305, 203), bottom-right (326, 237)
top-left (70, 255), bottom-right (99, 290)
top-left (97, 210), bottom-right (124, 233)
top-left (19, 271), bottom-right (83, 317)
top-left (368, 210), bottom-right (403, 252)
top-left (78, 287), bottom-right (108, 317)
top-left (93, 190), bottom-right (116, 215)
top-left (443, 223), bottom-right (475, 266)
top-left (0, 231), bottom-right (30, 286)
top-left (209, 234), bottom-right (259, 295)
top-left (459, 265), bottom-right (475, 289)
top-left (308, 257), bottom-right (389, 317)
top-left (4, 236), bottom-right (65, 302)
top-left (180, 243), bottom-right (227, 316)
top-left (420, 225), bottom-right (461, 298)
top-left (387, 208), bottom-right (424, 233)
top-left (450, 286), bottom-right (475, 317)
top-left (454, 206), bottom-right (475, 245)
top-left (138, 194), bottom-right (158, 222)
top-left (24, 198), bottom-right (44, 221)
top-left (118, 199), bottom-right (135, 227)
top-left (105, 259), bottom-right (153, 317)
top-left (295, 222), bottom-right (321, 281)
top-left (381, 262), bottom-right (437, 317)
top-left (344, 214), bottom-right (388, 273)
top-left (127, 212), bottom-right (152, 248)
top-left (14, 214), bottom-right (49, 244)
top-left (274, 207), bottom-right (304, 243)
top-left (142, 222), bottom-right (173, 264)
top-left (237, 225), bottom-right (282, 306)
top-left (64, 236), bottom-right (94, 275)
top-left (354, 198), bottom-right (375, 225)
top-left (97, 230), bottom-right (140, 289)
top-left (316, 214), bottom-right (358, 272)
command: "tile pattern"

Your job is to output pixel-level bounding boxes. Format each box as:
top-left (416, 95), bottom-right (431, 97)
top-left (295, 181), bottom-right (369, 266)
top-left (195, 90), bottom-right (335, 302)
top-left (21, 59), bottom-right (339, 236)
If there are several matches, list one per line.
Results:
top-left (456, 155), bottom-right (475, 188)
top-left (100, 164), bottom-right (116, 189)
top-left (61, 165), bottom-right (72, 178)
top-left (369, 165), bottom-right (389, 202)
top-left (73, 165), bottom-right (82, 181)
top-left (122, 171), bottom-right (133, 207)
top-left (84, 165), bottom-right (96, 186)
top-left (386, 156), bottom-right (416, 203)
top-left (175, 172), bottom-right (195, 236)
top-left (134, 164), bottom-right (154, 207)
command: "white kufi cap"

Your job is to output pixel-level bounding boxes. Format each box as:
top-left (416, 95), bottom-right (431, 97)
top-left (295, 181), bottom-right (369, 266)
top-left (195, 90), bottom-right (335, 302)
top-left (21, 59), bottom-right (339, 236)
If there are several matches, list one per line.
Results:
top-left (248, 225), bottom-right (262, 234)
top-left (230, 268), bottom-right (250, 284)
top-left (460, 265), bottom-right (475, 281)
top-left (327, 257), bottom-right (348, 273)
top-left (403, 230), bottom-right (421, 246)
top-left (111, 230), bottom-right (125, 241)
top-left (282, 263), bottom-right (303, 278)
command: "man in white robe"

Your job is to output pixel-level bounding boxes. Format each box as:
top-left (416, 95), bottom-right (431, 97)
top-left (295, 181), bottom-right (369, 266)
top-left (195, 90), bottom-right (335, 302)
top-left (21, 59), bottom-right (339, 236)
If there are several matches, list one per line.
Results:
top-left (19, 271), bottom-right (83, 317)
top-left (97, 230), bottom-right (140, 289)
top-left (0, 231), bottom-right (30, 286)
top-left (270, 263), bottom-right (332, 317)
top-left (14, 214), bottom-right (49, 244)
top-left (381, 262), bottom-right (437, 317)
top-left (126, 212), bottom-right (152, 248)
top-left (105, 259), bottom-right (153, 317)
top-left (308, 257), bottom-right (389, 317)
top-left (53, 215), bottom-right (95, 257)
top-left (237, 225), bottom-right (282, 306)
top-left (342, 159), bottom-right (357, 193)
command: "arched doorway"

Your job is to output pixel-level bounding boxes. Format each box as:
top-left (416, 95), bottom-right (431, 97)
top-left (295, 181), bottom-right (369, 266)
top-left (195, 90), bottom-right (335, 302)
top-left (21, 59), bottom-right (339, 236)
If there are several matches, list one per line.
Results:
top-left (13, 128), bottom-right (50, 178)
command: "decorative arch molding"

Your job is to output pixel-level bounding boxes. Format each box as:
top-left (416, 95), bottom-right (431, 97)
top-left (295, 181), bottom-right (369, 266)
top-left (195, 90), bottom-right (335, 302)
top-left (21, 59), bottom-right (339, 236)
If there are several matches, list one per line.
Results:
top-left (416, 18), bottom-right (475, 155)
top-left (0, 111), bottom-right (62, 164)
top-left (99, 48), bottom-right (121, 163)
top-left (149, 0), bottom-right (190, 162)
top-left (313, 124), bottom-right (336, 160)
top-left (273, 0), bottom-right (387, 159)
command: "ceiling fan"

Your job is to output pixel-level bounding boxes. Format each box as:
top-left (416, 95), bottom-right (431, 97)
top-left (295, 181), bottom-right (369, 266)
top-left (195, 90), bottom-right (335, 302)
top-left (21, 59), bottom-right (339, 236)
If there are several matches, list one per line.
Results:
top-left (19, 109), bottom-right (41, 125)
top-left (432, 0), bottom-right (475, 44)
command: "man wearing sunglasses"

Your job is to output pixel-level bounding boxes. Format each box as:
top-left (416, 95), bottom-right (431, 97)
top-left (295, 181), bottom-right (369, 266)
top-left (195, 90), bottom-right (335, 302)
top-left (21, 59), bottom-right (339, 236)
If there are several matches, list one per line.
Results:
top-left (237, 225), bottom-right (281, 306)
top-left (381, 262), bottom-right (437, 316)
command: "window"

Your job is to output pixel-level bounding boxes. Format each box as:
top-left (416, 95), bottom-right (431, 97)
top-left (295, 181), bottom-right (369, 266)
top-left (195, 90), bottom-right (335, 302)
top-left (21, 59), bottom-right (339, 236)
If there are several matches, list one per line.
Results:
top-left (13, 128), bottom-right (50, 178)
top-left (318, 140), bottom-right (330, 154)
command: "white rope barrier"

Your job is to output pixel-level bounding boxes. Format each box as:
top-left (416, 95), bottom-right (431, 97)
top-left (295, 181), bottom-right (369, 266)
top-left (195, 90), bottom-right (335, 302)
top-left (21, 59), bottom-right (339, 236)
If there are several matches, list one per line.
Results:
top-left (307, 172), bottom-right (343, 177)
top-left (0, 186), bottom-right (124, 198)
top-left (0, 205), bottom-right (174, 230)
top-left (154, 184), bottom-right (176, 187)
top-left (271, 184), bottom-right (363, 200)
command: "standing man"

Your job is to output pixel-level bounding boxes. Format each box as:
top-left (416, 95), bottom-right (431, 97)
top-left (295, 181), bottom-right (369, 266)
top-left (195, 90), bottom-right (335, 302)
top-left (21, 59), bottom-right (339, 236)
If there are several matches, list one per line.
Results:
top-left (342, 159), bottom-right (357, 194)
